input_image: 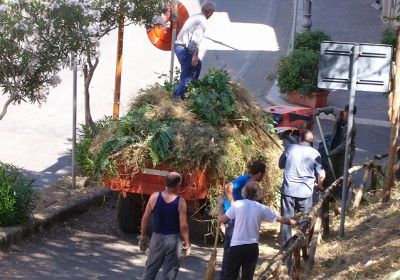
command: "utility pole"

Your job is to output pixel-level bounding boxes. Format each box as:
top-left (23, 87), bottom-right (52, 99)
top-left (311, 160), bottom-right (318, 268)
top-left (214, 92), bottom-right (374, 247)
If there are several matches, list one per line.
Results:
top-left (383, 26), bottom-right (400, 202)
top-left (289, 0), bottom-right (299, 52)
top-left (169, 0), bottom-right (178, 88)
top-left (302, 0), bottom-right (312, 31)
top-left (72, 54), bottom-right (77, 189)
top-left (113, 5), bottom-right (124, 120)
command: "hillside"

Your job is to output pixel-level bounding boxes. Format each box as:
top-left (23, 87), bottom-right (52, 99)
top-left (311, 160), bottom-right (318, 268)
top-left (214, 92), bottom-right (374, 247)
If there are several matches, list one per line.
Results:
top-left (311, 186), bottom-right (400, 279)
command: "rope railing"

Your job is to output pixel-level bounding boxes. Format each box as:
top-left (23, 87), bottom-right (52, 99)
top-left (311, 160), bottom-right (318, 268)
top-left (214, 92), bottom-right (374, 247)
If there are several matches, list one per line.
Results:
top-left (256, 156), bottom-right (387, 280)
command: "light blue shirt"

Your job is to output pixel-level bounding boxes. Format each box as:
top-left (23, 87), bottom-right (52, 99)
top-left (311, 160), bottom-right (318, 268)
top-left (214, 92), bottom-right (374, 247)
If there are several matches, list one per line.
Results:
top-left (223, 175), bottom-right (251, 212)
top-left (279, 143), bottom-right (325, 198)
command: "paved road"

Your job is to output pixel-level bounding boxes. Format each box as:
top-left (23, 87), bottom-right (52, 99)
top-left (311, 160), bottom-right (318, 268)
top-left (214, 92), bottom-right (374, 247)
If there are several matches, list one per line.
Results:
top-left (0, 194), bottom-right (280, 280)
top-left (0, 0), bottom-right (292, 188)
top-left (0, 195), bottom-right (224, 280)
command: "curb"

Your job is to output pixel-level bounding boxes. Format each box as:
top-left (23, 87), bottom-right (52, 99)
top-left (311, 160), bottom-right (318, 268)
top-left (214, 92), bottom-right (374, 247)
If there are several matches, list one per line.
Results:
top-left (0, 186), bottom-right (112, 249)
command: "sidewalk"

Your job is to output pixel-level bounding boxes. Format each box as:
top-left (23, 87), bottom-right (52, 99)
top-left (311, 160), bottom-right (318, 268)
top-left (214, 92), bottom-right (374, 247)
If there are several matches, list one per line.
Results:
top-left (266, 0), bottom-right (392, 128)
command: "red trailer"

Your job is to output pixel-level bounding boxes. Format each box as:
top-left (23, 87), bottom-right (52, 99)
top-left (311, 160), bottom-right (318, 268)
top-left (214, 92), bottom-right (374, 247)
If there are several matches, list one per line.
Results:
top-left (103, 164), bottom-right (209, 233)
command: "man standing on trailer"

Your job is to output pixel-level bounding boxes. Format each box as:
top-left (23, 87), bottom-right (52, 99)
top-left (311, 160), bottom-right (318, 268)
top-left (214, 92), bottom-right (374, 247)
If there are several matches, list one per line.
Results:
top-left (173, 1), bottom-right (216, 99)
top-left (140, 172), bottom-right (190, 280)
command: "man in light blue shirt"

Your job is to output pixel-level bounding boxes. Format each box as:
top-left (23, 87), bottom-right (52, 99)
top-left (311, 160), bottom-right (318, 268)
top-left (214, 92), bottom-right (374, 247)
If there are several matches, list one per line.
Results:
top-left (279, 130), bottom-right (325, 247)
top-left (219, 161), bottom-right (266, 279)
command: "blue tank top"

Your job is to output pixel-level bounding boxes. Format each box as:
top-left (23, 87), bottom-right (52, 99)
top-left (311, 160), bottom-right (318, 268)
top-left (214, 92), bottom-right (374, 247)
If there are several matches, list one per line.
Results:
top-left (152, 192), bottom-right (180, 235)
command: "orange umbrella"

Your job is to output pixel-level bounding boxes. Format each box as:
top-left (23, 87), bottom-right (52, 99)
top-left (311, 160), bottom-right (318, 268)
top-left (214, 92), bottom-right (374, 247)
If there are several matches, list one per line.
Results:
top-left (147, 2), bottom-right (189, 51)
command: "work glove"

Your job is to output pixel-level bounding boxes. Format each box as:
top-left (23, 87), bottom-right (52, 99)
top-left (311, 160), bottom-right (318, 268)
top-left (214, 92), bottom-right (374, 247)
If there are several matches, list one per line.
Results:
top-left (181, 243), bottom-right (191, 258)
top-left (138, 236), bottom-right (150, 252)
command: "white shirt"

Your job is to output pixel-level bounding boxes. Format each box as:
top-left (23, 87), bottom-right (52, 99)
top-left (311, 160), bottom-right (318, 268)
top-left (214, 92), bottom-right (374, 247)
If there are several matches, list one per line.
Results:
top-left (225, 199), bottom-right (277, 247)
top-left (175, 13), bottom-right (207, 52)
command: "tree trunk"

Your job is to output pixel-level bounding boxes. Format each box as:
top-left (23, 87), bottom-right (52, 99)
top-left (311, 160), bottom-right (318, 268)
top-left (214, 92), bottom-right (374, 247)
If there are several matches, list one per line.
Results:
top-left (83, 57), bottom-right (99, 133)
top-left (0, 92), bottom-right (18, 121)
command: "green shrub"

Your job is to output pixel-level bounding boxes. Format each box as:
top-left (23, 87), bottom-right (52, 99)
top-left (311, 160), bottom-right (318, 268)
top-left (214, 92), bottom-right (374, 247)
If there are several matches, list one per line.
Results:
top-left (188, 69), bottom-right (235, 127)
top-left (0, 163), bottom-right (34, 226)
top-left (75, 116), bottom-right (112, 177)
top-left (276, 48), bottom-right (320, 96)
top-left (381, 28), bottom-right (396, 48)
top-left (294, 30), bottom-right (331, 52)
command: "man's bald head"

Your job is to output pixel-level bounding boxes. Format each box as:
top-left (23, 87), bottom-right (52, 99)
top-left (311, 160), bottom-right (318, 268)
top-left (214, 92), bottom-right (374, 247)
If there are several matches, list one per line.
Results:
top-left (166, 172), bottom-right (182, 188)
top-left (300, 130), bottom-right (313, 144)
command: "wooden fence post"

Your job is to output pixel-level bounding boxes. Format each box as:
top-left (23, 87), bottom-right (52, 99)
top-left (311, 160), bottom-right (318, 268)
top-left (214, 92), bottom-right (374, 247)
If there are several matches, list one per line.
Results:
top-left (371, 166), bottom-right (377, 192)
top-left (292, 247), bottom-right (301, 280)
top-left (383, 26), bottom-right (400, 202)
top-left (305, 214), bottom-right (322, 274)
top-left (353, 166), bottom-right (371, 209)
top-left (322, 200), bottom-right (330, 235)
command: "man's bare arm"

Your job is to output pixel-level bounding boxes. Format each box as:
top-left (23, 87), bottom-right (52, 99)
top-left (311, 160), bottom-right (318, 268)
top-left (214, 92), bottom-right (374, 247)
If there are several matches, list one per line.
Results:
top-left (179, 198), bottom-right (190, 248)
top-left (218, 213), bottom-right (230, 224)
top-left (140, 193), bottom-right (156, 239)
top-left (276, 215), bottom-right (297, 226)
top-left (225, 182), bottom-right (234, 205)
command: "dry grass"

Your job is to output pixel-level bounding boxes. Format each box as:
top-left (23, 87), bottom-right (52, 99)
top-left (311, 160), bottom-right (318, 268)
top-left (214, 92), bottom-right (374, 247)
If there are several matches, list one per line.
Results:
top-left (310, 186), bottom-right (400, 280)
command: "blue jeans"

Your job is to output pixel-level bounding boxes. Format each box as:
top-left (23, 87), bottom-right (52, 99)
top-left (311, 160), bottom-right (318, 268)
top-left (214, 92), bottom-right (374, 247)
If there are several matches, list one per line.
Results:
top-left (173, 45), bottom-right (202, 99)
top-left (142, 233), bottom-right (181, 280)
top-left (280, 194), bottom-right (312, 271)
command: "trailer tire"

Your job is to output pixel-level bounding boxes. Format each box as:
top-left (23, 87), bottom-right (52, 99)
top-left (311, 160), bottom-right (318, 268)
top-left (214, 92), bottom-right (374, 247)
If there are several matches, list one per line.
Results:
top-left (117, 193), bottom-right (142, 233)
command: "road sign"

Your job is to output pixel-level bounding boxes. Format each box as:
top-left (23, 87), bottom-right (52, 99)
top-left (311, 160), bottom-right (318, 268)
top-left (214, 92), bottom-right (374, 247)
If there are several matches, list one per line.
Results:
top-left (317, 41), bottom-right (393, 237)
top-left (318, 41), bottom-right (392, 92)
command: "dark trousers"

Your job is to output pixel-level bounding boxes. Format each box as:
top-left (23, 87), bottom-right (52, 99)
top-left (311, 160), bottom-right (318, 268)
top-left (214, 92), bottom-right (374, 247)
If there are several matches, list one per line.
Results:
top-left (220, 219), bottom-right (234, 279)
top-left (223, 243), bottom-right (259, 280)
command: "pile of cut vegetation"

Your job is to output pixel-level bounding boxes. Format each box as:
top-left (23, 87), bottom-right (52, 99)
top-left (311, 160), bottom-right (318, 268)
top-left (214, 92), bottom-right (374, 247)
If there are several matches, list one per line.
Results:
top-left (78, 69), bottom-right (283, 205)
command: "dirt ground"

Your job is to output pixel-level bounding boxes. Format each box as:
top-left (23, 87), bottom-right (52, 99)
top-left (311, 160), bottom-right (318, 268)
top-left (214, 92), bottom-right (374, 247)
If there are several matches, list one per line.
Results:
top-left (310, 187), bottom-right (400, 280)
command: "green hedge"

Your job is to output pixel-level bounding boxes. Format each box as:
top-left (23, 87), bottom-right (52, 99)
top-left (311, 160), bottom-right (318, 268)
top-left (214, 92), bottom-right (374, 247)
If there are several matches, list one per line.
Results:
top-left (294, 30), bottom-right (331, 52)
top-left (276, 48), bottom-right (320, 96)
top-left (0, 163), bottom-right (34, 226)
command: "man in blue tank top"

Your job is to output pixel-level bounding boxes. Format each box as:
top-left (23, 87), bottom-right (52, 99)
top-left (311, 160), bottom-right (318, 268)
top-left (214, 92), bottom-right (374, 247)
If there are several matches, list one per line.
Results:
top-left (219, 161), bottom-right (266, 279)
top-left (140, 172), bottom-right (190, 280)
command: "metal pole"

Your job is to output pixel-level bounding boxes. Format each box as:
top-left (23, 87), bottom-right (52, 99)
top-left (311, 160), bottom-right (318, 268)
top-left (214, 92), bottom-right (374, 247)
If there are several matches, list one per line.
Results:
top-left (315, 116), bottom-right (336, 179)
top-left (169, 0), bottom-right (178, 89)
top-left (302, 0), bottom-right (312, 31)
top-left (289, 0), bottom-right (299, 52)
top-left (72, 54), bottom-right (77, 189)
top-left (339, 44), bottom-right (359, 237)
top-left (113, 10), bottom-right (125, 120)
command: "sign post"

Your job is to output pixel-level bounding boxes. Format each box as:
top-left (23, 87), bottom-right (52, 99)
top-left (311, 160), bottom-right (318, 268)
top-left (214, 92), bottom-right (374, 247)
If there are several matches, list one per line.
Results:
top-left (339, 44), bottom-right (359, 237)
top-left (318, 41), bottom-right (392, 236)
top-left (72, 54), bottom-right (77, 189)
top-left (169, 0), bottom-right (178, 87)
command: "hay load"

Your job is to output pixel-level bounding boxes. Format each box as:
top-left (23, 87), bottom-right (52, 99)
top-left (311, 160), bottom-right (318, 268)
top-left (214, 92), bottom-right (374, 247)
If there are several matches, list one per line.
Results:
top-left (87, 69), bottom-right (282, 206)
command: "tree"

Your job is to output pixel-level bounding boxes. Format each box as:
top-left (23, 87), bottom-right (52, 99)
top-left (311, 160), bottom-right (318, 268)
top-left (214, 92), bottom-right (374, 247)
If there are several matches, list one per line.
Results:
top-left (51, 0), bottom-right (163, 131)
top-left (0, 0), bottom-right (65, 120)
top-left (0, 0), bottom-right (163, 123)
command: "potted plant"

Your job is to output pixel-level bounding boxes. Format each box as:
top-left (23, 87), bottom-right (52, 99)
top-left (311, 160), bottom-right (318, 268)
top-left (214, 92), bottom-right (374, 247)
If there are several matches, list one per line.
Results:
top-left (294, 30), bottom-right (331, 51)
top-left (276, 31), bottom-right (331, 108)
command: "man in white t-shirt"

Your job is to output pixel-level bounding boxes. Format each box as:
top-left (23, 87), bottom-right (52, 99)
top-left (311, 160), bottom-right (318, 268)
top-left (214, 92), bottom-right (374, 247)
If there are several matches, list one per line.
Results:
top-left (218, 181), bottom-right (297, 280)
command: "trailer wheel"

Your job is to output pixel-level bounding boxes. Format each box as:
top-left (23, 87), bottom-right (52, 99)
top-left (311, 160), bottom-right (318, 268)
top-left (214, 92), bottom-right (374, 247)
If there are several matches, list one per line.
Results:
top-left (117, 193), bottom-right (142, 233)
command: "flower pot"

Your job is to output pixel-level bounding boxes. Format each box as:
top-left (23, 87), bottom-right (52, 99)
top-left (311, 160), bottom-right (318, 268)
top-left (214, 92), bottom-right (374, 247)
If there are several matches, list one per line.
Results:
top-left (288, 91), bottom-right (329, 108)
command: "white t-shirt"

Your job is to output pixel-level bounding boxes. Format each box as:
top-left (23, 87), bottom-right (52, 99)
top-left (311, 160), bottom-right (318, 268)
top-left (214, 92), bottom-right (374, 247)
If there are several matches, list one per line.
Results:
top-left (225, 199), bottom-right (277, 247)
top-left (175, 13), bottom-right (207, 52)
